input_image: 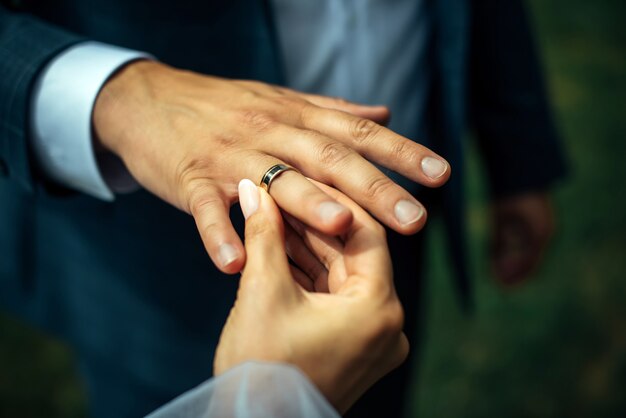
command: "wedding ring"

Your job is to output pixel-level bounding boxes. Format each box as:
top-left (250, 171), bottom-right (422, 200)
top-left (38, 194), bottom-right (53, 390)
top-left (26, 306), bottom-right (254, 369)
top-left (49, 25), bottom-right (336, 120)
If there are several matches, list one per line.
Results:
top-left (259, 164), bottom-right (297, 192)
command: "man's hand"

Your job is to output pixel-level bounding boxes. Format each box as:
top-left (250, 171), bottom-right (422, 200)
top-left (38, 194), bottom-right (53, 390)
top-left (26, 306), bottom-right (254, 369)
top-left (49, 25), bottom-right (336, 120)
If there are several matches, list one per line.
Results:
top-left (490, 192), bottom-right (555, 286)
top-left (93, 60), bottom-right (450, 274)
top-left (214, 180), bottom-right (408, 414)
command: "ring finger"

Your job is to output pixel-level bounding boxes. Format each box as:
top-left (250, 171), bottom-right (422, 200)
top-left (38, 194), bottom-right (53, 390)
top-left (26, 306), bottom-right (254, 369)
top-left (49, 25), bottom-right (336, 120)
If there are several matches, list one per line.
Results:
top-left (243, 153), bottom-right (354, 236)
top-left (265, 127), bottom-right (427, 234)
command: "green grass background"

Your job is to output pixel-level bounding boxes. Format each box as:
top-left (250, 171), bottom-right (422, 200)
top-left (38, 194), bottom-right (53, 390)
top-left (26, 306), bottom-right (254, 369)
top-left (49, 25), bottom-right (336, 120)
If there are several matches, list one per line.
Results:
top-left (1, 0), bottom-right (625, 416)
top-left (414, 0), bottom-right (626, 416)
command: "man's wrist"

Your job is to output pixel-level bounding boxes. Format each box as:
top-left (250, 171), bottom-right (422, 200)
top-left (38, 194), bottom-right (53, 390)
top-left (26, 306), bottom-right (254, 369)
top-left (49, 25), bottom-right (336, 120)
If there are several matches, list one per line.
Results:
top-left (93, 59), bottom-right (162, 157)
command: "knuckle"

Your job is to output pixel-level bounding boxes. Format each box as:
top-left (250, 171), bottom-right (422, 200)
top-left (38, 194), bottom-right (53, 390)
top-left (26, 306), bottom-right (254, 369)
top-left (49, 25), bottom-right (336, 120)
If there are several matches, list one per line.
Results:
top-left (391, 335), bottom-right (410, 369)
top-left (199, 219), bottom-right (222, 238)
top-left (387, 302), bottom-right (406, 334)
top-left (373, 302), bottom-right (405, 339)
top-left (350, 117), bottom-right (381, 145)
top-left (317, 141), bottom-right (354, 166)
top-left (177, 165), bottom-right (222, 217)
top-left (176, 157), bottom-right (202, 184)
top-left (188, 186), bottom-right (222, 217)
top-left (175, 158), bottom-right (210, 200)
top-left (239, 110), bottom-right (277, 133)
top-left (238, 84), bottom-right (263, 99)
top-left (389, 140), bottom-right (418, 165)
top-left (270, 86), bottom-right (287, 96)
top-left (272, 96), bottom-right (307, 122)
top-left (298, 102), bottom-right (317, 125)
top-left (332, 96), bottom-right (350, 106)
top-left (271, 94), bottom-right (305, 108)
top-left (212, 133), bottom-right (238, 148)
top-left (169, 110), bottom-right (195, 132)
top-left (361, 176), bottom-right (394, 201)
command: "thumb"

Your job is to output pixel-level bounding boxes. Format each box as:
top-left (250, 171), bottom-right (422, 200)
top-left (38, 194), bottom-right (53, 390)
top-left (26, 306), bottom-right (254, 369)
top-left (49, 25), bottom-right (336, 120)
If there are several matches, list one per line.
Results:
top-left (238, 179), bottom-right (293, 285)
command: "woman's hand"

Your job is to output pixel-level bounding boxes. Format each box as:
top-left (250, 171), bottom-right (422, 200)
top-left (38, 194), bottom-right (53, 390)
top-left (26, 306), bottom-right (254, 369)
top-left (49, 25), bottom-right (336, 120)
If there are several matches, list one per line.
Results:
top-left (213, 180), bottom-right (408, 414)
top-left (93, 60), bottom-right (450, 274)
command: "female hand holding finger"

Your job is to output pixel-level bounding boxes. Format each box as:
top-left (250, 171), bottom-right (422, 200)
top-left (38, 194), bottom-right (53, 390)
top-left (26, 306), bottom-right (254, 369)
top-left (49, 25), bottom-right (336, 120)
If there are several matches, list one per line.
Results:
top-left (214, 179), bottom-right (408, 414)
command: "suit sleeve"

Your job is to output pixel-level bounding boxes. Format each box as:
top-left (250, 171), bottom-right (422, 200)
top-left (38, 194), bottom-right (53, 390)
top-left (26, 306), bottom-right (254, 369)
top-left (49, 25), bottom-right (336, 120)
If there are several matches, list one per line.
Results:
top-left (468, 0), bottom-right (568, 198)
top-left (0, 4), bottom-right (83, 192)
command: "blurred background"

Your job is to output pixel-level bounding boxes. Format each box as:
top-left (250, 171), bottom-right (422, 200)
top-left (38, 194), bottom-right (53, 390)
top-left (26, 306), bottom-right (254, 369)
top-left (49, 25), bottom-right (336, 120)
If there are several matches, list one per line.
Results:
top-left (1, 0), bottom-right (624, 416)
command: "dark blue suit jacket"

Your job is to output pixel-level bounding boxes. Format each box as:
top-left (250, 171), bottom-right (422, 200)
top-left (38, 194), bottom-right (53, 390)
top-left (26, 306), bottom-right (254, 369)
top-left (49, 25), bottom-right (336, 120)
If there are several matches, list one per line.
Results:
top-left (0, 0), bottom-right (566, 416)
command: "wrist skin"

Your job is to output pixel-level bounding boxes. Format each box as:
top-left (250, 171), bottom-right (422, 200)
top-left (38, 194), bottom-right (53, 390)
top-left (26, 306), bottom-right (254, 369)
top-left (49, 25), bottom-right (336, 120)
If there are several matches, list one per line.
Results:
top-left (93, 59), bottom-right (163, 160)
top-left (92, 59), bottom-right (202, 211)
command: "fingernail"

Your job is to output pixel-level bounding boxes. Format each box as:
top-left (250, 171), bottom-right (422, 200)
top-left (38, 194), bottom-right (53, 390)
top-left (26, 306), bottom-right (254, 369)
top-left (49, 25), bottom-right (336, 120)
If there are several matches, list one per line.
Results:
top-left (218, 243), bottom-right (239, 267)
top-left (317, 201), bottom-right (349, 224)
top-left (394, 200), bottom-right (424, 226)
top-left (421, 157), bottom-right (448, 179)
top-left (238, 179), bottom-right (259, 219)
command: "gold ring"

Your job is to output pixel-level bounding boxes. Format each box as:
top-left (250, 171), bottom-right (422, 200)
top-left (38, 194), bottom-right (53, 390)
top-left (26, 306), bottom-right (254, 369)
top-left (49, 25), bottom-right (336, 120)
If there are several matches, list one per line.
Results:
top-left (259, 164), bottom-right (297, 192)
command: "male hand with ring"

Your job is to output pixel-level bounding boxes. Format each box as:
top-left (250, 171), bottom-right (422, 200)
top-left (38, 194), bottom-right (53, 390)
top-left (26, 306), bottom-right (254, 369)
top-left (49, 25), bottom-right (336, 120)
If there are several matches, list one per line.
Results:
top-left (94, 60), bottom-right (451, 274)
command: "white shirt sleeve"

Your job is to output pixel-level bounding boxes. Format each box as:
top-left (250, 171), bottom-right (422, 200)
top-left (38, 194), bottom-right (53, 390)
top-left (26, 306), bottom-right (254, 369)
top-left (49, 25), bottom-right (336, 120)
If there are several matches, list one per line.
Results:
top-left (146, 361), bottom-right (341, 418)
top-left (30, 41), bottom-right (153, 200)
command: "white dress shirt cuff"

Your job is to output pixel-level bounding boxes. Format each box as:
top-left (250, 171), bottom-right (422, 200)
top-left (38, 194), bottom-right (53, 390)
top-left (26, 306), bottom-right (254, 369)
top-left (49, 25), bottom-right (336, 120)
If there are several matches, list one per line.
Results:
top-left (30, 41), bottom-right (153, 200)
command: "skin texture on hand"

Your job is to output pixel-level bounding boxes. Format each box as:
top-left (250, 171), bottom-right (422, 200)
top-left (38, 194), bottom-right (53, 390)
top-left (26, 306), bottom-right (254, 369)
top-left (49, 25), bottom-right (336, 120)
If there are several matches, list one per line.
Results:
top-left (93, 60), bottom-right (450, 274)
top-left (213, 180), bottom-right (408, 414)
top-left (490, 191), bottom-right (555, 286)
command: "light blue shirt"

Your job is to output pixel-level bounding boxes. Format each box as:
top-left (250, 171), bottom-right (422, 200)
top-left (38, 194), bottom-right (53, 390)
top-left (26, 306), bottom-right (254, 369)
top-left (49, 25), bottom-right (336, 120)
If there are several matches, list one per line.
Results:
top-left (30, 0), bottom-right (431, 200)
top-left (273, 0), bottom-right (431, 141)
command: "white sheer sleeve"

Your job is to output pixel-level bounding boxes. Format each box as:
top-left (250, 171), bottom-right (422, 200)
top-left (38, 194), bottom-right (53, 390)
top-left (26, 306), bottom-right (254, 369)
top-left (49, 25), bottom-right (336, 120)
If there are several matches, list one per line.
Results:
top-left (146, 361), bottom-right (341, 418)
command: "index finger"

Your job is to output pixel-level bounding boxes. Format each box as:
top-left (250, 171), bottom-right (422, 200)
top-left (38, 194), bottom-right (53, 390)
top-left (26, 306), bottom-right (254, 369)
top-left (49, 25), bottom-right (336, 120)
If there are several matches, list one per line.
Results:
top-left (301, 106), bottom-right (451, 187)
